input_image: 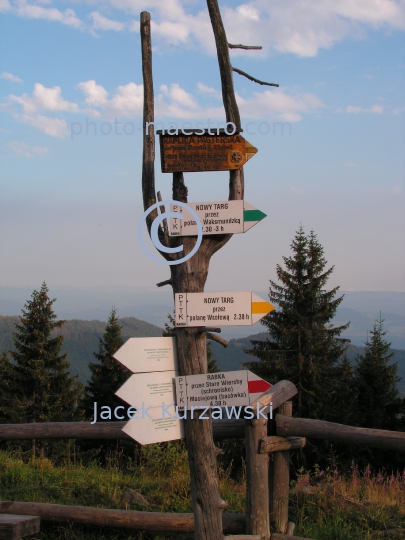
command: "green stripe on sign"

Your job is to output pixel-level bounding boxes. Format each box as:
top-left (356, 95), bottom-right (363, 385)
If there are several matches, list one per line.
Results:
top-left (244, 209), bottom-right (267, 222)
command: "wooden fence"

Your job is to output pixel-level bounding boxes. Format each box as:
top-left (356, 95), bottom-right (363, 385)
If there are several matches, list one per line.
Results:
top-left (1, 379), bottom-right (405, 540)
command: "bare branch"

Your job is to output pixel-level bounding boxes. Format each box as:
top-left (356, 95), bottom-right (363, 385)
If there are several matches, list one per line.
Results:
top-left (198, 327), bottom-right (222, 334)
top-left (232, 67), bottom-right (279, 87)
top-left (207, 333), bottom-right (229, 347)
top-left (156, 279), bottom-right (172, 288)
top-left (228, 43), bottom-right (262, 50)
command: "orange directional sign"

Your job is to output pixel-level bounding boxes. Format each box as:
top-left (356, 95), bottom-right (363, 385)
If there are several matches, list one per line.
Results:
top-left (158, 130), bottom-right (258, 173)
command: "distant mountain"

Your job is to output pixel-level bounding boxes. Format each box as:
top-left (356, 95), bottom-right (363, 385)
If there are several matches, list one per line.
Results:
top-left (0, 316), bottom-right (163, 383)
top-left (211, 332), bottom-right (405, 396)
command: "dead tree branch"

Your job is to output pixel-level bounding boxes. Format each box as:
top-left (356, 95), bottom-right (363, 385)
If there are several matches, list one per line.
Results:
top-left (232, 67), bottom-right (279, 87)
top-left (207, 333), bottom-right (229, 347)
top-left (228, 43), bottom-right (262, 50)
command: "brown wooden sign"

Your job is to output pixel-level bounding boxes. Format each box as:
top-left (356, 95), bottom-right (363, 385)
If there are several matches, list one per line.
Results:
top-left (158, 130), bottom-right (258, 173)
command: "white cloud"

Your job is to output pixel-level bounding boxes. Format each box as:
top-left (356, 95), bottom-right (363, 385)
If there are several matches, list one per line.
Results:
top-left (237, 89), bottom-right (324, 122)
top-left (197, 82), bottom-right (221, 99)
top-left (13, 113), bottom-right (68, 137)
top-left (3, 0), bottom-right (404, 56)
top-left (390, 185), bottom-right (402, 194)
top-left (3, 79), bottom-right (323, 137)
top-left (344, 162), bottom-right (357, 167)
top-left (13, 0), bottom-right (82, 28)
top-left (0, 0), bottom-right (11, 12)
top-left (89, 11), bottom-right (124, 31)
top-left (289, 185), bottom-right (305, 194)
top-left (7, 140), bottom-right (49, 157)
top-left (1, 72), bottom-right (22, 83)
top-left (346, 104), bottom-right (383, 114)
top-left (9, 83), bottom-right (80, 113)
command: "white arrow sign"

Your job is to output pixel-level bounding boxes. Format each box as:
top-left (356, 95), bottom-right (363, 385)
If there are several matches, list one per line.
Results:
top-left (175, 292), bottom-right (274, 327)
top-left (169, 200), bottom-right (266, 236)
top-left (115, 370), bottom-right (184, 445)
top-left (175, 370), bottom-right (272, 409)
top-left (113, 337), bottom-right (183, 445)
top-left (113, 337), bottom-right (178, 373)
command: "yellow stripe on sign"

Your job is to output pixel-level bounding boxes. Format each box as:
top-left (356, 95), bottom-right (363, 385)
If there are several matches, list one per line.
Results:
top-left (251, 302), bottom-right (274, 315)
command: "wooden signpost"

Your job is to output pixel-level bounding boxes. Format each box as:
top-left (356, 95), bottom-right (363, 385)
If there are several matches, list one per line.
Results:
top-left (139, 0), bottom-right (280, 536)
top-left (175, 370), bottom-right (271, 409)
top-left (175, 292), bottom-right (274, 327)
top-left (169, 200), bottom-right (266, 236)
top-left (158, 130), bottom-right (258, 173)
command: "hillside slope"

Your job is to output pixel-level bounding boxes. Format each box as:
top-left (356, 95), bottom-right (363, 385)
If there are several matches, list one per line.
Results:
top-left (0, 315), bottom-right (163, 383)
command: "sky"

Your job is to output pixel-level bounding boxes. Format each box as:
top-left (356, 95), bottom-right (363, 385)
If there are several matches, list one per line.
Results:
top-left (1, 0), bottom-right (405, 302)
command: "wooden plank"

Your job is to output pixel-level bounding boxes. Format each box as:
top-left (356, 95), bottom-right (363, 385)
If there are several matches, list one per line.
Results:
top-left (0, 419), bottom-right (246, 440)
top-left (224, 536), bottom-right (262, 540)
top-left (158, 131), bottom-right (257, 173)
top-left (271, 534), bottom-right (315, 540)
top-left (245, 418), bottom-right (270, 539)
top-left (251, 380), bottom-right (298, 410)
top-left (269, 402), bottom-right (292, 534)
top-left (0, 503), bottom-right (245, 534)
top-left (276, 414), bottom-right (405, 451)
top-left (0, 514), bottom-right (40, 539)
top-left (260, 436), bottom-right (306, 454)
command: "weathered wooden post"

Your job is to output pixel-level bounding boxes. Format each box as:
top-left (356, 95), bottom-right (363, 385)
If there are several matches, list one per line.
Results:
top-left (269, 401), bottom-right (292, 533)
top-left (140, 2), bottom-right (279, 537)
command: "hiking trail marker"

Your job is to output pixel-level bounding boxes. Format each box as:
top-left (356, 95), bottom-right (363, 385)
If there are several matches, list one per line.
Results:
top-left (158, 130), bottom-right (257, 173)
top-left (175, 292), bottom-right (274, 327)
top-left (175, 370), bottom-right (272, 409)
top-left (169, 200), bottom-right (266, 236)
top-left (113, 337), bottom-right (184, 445)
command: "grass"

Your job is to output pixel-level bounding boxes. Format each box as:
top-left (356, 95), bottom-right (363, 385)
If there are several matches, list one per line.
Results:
top-left (0, 446), bottom-right (404, 539)
top-left (291, 466), bottom-right (405, 539)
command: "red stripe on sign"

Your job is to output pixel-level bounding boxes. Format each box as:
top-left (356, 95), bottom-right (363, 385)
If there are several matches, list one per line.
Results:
top-left (248, 380), bottom-right (271, 394)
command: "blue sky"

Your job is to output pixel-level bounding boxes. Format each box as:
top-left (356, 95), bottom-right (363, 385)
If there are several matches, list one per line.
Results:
top-left (1, 0), bottom-right (404, 298)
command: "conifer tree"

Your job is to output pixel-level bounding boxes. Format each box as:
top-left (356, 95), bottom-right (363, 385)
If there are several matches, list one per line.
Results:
top-left (81, 308), bottom-right (130, 420)
top-left (246, 227), bottom-right (350, 420)
top-left (355, 316), bottom-right (403, 431)
top-left (11, 282), bottom-right (82, 425)
top-left (0, 351), bottom-right (17, 423)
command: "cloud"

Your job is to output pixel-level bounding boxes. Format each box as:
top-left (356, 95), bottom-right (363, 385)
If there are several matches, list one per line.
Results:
top-left (0, 0), bottom-right (11, 12)
top-left (7, 140), bottom-right (49, 157)
top-left (289, 185), bottom-right (305, 194)
top-left (13, 0), bottom-right (82, 28)
top-left (13, 113), bottom-right (68, 137)
top-left (9, 83), bottom-right (80, 113)
top-left (3, 0), bottom-right (405, 56)
top-left (89, 12), bottom-right (124, 31)
top-left (1, 72), bottom-right (22, 83)
top-left (346, 104), bottom-right (383, 114)
top-left (344, 162), bottom-right (357, 167)
top-left (3, 79), bottom-right (323, 136)
top-left (237, 89), bottom-right (324, 122)
top-left (390, 185), bottom-right (402, 195)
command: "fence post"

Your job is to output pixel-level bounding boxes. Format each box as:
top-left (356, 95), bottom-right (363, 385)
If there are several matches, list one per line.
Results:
top-left (269, 400), bottom-right (292, 533)
top-left (245, 417), bottom-right (270, 539)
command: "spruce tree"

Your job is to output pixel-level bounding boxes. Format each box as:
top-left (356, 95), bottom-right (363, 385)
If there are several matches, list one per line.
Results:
top-left (355, 316), bottom-right (403, 431)
top-left (11, 282), bottom-right (82, 425)
top-left (81, 308), bottom-right (130, 420)
top-left (0, 351), bottom-right (17, 423)
top-left (246, 227), bottom-right (350, 420)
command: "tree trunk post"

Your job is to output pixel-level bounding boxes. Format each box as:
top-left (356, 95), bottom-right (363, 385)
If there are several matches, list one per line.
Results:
top-left (269, 401), bottom-right (292, 533)
top-left (245, 417), bottom-right (270, 539)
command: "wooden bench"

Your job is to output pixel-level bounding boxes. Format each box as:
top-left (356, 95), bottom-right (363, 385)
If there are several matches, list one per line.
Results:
top-left (0, 514), bottom-right (40, 539)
